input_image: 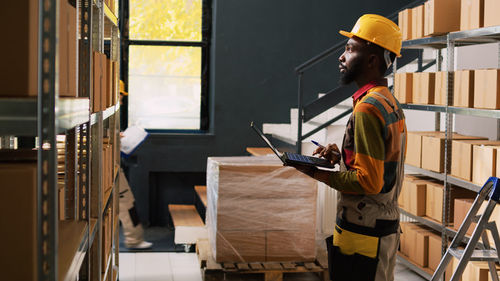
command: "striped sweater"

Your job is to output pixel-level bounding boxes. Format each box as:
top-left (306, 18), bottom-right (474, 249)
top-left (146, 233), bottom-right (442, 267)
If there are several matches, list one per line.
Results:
top-left (329, 79), bottom-right (407, 195)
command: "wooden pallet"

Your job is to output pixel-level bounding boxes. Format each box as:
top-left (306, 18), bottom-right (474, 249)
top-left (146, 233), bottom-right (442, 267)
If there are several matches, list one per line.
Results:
top-left (196, 239), bottom-right (329, 281)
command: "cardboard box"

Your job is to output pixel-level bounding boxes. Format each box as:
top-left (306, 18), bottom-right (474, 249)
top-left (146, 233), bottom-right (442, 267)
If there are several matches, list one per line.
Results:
top-left (399, 8), bottom-right (413, 41)
top-left (472, 145), bottom-right (500, 185)
top-left (406, 131), bottom-right (442, 167)
top-left (474, 69), bottom-right (500, 109)
top-left (451, 140), bottom-right (500, 181)
top-left (0, 162), bottom-right (37, 281)
top-left (453, 198), bottom-right (475, 234)
top-left (395, 73), bottom-right (413, 104)
top-left (207, 156), bottom-right (317, 262)
top-left (92, 51), bottom-right (102, 113)
top-left (415, 230), bottom-right (431, 267)
top-left (424, 0), bottom-right (461, 36)
top-left (111, 61), bottom-right (118, 105)
top-left (412, 5), bottom-right (425, 39)
top-left (461, 0), bottom-right (484, 30)
top-left (422, 133), bottom-right (486, 173)
top-left (0, 0), bottom-right (77, 97)
top-left (59, 0), bottom-right (78, 97)
top-left (100, 53), bottom-right (107, 111)
top-left (454, 70), bottom-right (475, 107)
top-left (484, 0), bottom-right (500, 27)
top-left (409, 180), bottom-right (427, 216)
top-left (428, 233), bottom-right (442, 271)
top-left (426, 180), bottom-right (476, 223)
top-left (413, 72), bottom-right (435, 105)
top-left (435, 71), bottom-right (449, 106)
top-left (106, 59), bottom-right (113, 108)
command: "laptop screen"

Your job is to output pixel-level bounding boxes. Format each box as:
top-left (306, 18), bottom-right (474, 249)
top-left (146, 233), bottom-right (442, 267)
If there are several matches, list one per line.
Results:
top-left (250, 122), bottom-right (285, 163)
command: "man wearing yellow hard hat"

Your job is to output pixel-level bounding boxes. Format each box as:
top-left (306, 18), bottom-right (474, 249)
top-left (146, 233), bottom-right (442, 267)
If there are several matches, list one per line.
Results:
top-left (292, 14), bottom-right (406, 281)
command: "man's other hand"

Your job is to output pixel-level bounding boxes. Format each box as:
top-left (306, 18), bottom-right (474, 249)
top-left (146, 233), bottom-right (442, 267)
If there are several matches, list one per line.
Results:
top-left (313, 143), bottom-right (341, 165)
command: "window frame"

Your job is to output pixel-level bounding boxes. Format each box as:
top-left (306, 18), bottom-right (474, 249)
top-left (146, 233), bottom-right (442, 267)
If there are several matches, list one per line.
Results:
top-left (120, 0), bottom-right (211, 133)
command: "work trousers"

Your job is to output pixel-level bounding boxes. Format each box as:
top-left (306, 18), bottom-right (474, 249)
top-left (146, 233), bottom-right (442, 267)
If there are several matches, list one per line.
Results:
top-left (119, 169), bottom-right (144, 246)
top-left (327, 224), bottom-right (400, 281)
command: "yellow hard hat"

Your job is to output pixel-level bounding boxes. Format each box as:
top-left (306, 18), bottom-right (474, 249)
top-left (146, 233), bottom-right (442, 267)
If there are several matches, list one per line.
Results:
top-left (119, 80), bottom-right (128, 96)
top-left (339, 14), bottom-right (402, 57)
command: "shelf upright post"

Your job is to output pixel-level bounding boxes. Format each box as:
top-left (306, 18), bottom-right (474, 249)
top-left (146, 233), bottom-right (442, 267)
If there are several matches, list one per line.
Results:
top-left (435, 49), bottom-right (443, 131)
top-left (442, 34), bottom-right (455, 258)
top-left (37, 0), bottom-right (59, 279)
top-left (79, 0), bottom-right (94, 279)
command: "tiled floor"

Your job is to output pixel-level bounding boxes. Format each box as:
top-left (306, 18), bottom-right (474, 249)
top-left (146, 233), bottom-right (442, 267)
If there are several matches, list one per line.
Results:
top-left (119, 252), bottom-right (427, 281)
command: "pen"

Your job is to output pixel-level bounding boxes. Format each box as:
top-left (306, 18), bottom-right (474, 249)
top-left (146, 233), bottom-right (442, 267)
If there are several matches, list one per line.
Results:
top-left (311, 140), bottom-right (340, 156)
top-left (311, 140), bottom-right (324, 148)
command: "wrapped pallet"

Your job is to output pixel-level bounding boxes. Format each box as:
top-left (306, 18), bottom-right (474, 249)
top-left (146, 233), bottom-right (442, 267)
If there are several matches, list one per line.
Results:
top-left (206, 156), bottom-right (318, 263)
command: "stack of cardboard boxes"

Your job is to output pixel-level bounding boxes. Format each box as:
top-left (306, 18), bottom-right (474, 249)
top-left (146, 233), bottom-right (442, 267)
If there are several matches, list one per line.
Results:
top-left (400, 175), bottom-right (476, 224)
top-left (206, 156), bottom-right (317, 262)
top-left (405, 131), bottom-right (486, 173)
top-left (92, 52), bottom-right (119, 113)
top-left (399, 0), bottom-right (500, 41)
top-left (394, 70), bottom-right (500, 109)
top-left (395, 0), bottom-right (500, 109)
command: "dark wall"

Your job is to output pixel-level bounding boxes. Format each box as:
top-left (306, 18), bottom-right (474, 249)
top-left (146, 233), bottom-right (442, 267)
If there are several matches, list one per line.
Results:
top-left (128, 0), bottom-right (415, 225)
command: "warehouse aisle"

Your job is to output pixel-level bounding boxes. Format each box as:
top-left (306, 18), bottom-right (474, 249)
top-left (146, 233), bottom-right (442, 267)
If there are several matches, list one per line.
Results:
top-left (119, 253), bottom-right (426, 281)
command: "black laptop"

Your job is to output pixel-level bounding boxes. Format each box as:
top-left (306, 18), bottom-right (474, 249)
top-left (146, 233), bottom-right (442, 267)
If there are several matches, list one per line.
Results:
top-left (250, 122), bottom-right (336, 169)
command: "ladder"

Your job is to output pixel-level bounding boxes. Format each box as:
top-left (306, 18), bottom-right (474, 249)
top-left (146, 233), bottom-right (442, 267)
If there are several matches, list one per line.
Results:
top-left (431, 177), bottom-right (500, 281)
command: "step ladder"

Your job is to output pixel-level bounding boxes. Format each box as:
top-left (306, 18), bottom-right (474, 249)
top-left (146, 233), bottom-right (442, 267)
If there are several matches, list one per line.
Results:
top-left (431, 177), bottom-right (500, 281)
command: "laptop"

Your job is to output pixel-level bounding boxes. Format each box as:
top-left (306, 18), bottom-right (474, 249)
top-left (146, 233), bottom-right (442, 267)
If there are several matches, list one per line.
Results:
top-left (250, 122), bottom-right (336, 169)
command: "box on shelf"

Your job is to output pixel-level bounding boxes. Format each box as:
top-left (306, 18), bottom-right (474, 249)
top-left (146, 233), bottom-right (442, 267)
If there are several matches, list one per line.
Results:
top-left (451, 140), bottom-right (500, 181)
top-left (412, 72), bottom-right (435, 105)
top-left (401, 175), bottom-right (428, 216)
top-left (1, 0), bottom-right (77, 97)
top-left (460, 0), bottom-right (484, 31)
top-left (435, 71), bottom-right (449, 106)
top-left (401, 222), bottom-right (432, 267)
top-left (472, 144), bottom-right (500, 185)
top-left (92, 51), bottom-right (102, 113)
top-left (0, 161), bottom-right (37, 281)
top-left (484, 0), bottom-right (500, 27)
top-left (453, 198), bottom-right (475, 235)
top-left (394, 72), bottom-right (413, 104)
top-left (398, 8), bottom-right (413, 41)
top-left (424, 0), bottom-right (461, 36)
top-left (100, 53), bottom-right (107, 111)
top-left (426, 180), bottom-right (476, 223)
top-left (406, 131), bottom-right (442, 167)
top-left (106, 59), bottom-right (113, 108)
top-left (474, 69), bottom-right (500, 110)
top-left (206, 156), bottom-right (317, 262)
top-left (421, 132), bottom-right (487, 173)
top-left (411, 5), bottom-right (425, 39)
top-left (453, 70), bottom-right (475, 108)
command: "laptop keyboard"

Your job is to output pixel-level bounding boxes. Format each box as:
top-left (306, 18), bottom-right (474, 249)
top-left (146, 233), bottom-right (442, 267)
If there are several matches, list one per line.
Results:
top-left (287, 153), bottom-right (323, 164)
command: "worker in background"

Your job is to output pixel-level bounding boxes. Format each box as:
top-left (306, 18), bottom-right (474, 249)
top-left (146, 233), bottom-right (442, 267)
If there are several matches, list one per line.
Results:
top-left (291, 14), bottom-right (406, 281)
top-left (119, 81), bottom-right (153, 250)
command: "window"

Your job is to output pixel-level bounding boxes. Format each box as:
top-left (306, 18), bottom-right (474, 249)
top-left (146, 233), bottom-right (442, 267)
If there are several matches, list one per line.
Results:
top-left (126, 0), bottom-right (210, 131)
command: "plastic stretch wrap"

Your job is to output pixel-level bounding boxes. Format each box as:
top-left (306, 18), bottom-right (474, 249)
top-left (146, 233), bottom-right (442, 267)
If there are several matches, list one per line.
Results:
top-left (206, 156), bottom-right (318, 263)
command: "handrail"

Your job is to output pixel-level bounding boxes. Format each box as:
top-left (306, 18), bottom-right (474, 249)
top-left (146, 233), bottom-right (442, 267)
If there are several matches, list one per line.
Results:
top-left (294, 0), bottom-right (427, 74)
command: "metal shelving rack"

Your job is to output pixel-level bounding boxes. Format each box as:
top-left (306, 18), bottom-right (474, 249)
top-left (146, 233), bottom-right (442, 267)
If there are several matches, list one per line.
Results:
top-left (396, 25), bottom-right (500, 280)
top-left (0, 0), bottom-right (120, 280)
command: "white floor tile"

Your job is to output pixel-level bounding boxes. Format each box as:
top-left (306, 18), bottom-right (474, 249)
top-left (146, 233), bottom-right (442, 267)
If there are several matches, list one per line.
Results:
top-left (169, 253), bottom-right (203, 281)
top-left (119, 253), bottom-right (136, 281)
top-left (135, 253), bottom-right (173, 281)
